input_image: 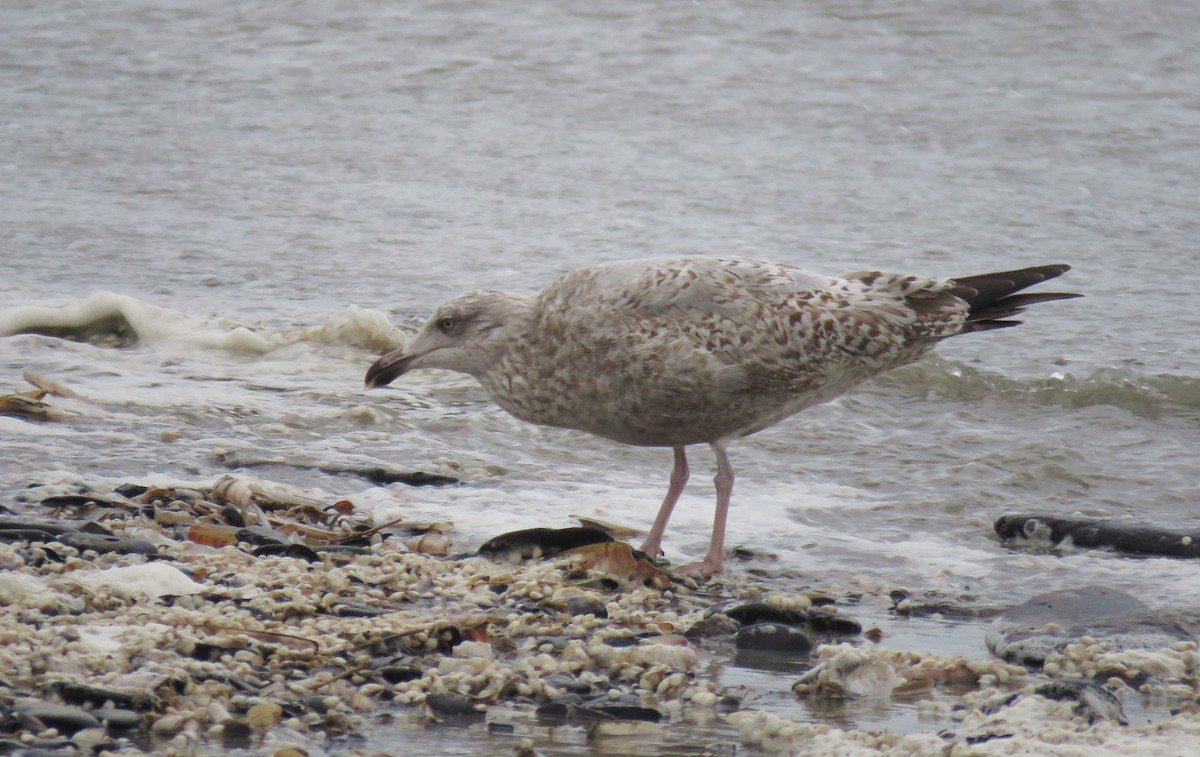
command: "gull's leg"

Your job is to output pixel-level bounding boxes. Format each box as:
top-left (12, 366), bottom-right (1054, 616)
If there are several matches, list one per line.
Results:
top-left (639, 445), bottom-right (689, 557)
top-left (677, 440), bottom-right (733, 578)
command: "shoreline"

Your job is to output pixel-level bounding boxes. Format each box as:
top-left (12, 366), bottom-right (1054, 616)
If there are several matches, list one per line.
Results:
top-left (2, 476), bottom-right (1199, 756)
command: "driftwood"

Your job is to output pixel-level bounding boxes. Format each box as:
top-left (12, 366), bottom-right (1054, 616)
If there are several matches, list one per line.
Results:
top-left (995, 513), bottom-right (1200, 558)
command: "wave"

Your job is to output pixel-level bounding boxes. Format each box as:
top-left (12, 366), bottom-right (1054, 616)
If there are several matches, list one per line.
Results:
top-left (0, 291), bottom-right (405, 356)
top-left (3, 293), bottom-right (1196, 419)
top-left (879, 358), bottom-right (1200, 419)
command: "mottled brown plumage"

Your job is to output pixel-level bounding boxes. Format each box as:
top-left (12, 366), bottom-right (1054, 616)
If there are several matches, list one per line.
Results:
top-left (366, 256), bottom-right (1078, 576)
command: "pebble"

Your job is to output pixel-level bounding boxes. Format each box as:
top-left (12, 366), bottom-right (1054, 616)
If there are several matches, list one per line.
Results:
top-left (12, 700), bottom-right (101, 734)
top-left (734, 623), bottom-right (814, 655)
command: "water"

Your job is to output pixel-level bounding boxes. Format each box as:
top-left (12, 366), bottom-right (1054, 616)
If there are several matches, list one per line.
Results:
top-left (3, 0), bottom-right (1200, 745)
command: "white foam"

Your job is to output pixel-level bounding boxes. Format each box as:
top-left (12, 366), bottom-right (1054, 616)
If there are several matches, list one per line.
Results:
top-left (70, 563), bottom-right (206, 598)
top-left (289, 305), bottom-right (407, 353)
top-left (0, 291), bottom-right (271, 353)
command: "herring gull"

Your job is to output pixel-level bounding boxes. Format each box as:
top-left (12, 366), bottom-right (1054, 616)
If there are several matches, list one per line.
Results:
top-left (365, 257), bottom-right (1078, 576)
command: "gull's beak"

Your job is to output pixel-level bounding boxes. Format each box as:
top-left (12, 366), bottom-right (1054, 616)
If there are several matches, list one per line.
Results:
top-left (364, 347), bottom-right (414, 389)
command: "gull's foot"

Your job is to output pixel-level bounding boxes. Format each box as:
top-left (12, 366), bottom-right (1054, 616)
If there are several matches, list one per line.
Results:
top-left (671, 554), bottom-right (724, 579)
top-left (638, 538), bottom-right (663, 558)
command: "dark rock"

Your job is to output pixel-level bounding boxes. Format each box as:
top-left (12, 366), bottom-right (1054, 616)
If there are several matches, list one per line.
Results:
top-left (375, 665), bottom-right (422, 684)
top-left (600, 633), bottom-right (639, 648)
top-left (1034, 681), bottom-right (1128, 724)
top-left (351, 468), bottom-right (458, 487)
top-left (77, 521), bottom-right (114, 536)
top-left (684, 614), bottom-right (740, 639)
top-left (478, 527), bottom-right (613, 562)
top-left (57, 532), bottom-right (159, 556)
top-left (39, 492), bottom-right (131, 510)
top-left (734, 622), bottom-right (814, 655)
top-left (50, 681), bottom-right (156, 712)
top-left (545, 673), bottom-right (592, 696)
top-left (13, 700), bottom-right (101, 734)
top-left (369, 626), bottom-right (461, 657)
top-left (425, 694), bottom-right (486, 721)
top-left (562, 596), bottom-right (608, 618)
top-left (535, 703), bottom-right (571, 725)
top-left (3, 738), bottom-right (81, 755)
top-left (212, 452), bottom-right (459, 487)
top-left (114, 483), bottom-right (149, 498)
top-left (189, 641), bottom-right (241, 661)
top-left (896, 601), bottom-right (978, 620)
top-left (987, 586), bottom-right (1193, 666)
top-left (721, 602), bottom-right (862, 636)
top-left (996, 513), bottom-right (1200, 558)
top-left (326, 602), bottom-right (390, 618)
top-left (220, 504), bottom-right (246, 527)
top-left (579, 705), bottom-right (663, 723)
top-left (233, 527), bottom-right (285, 547)
top-left (222, 719), bottom-right (254, 747)
top-left (252, 542), bottom-right (321, 562)
top-left (0, 528), bottom-right (65, 543)
top-left (92, 706), bottom-right (141, 729)
top-left (0, 517), bottom-right (79, 539)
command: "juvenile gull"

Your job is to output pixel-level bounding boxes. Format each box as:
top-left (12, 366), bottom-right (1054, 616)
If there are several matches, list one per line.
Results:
top-left (365, 257), bottom-right (1078, 576)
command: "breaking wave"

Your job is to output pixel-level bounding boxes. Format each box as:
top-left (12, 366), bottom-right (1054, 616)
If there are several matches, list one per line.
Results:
top-left (0, 292), bottom-right (406, 356)
top-left (3, 293), bottom-right (1196, 420)
top-left (881, 359), bottom-right (1200, 419)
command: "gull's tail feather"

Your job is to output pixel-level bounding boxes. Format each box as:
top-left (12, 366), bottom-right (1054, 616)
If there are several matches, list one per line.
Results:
top-left (950, 264), bottom-right (1081, 334)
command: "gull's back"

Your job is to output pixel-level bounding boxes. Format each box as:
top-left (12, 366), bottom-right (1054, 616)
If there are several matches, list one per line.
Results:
top-left (482, 257), bottom-right (967, 447)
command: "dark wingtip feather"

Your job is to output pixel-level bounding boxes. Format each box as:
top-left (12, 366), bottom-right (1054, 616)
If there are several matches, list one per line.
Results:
top-left (950, 264), bottom-right (1079, 334)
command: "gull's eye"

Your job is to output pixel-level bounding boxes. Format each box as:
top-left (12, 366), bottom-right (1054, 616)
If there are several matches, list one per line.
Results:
top-left (436, 317), bottom-right (455, 333)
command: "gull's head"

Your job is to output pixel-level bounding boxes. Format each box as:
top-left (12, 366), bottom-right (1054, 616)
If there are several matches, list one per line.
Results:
top-left (364, 290), bottom-right (530, 389)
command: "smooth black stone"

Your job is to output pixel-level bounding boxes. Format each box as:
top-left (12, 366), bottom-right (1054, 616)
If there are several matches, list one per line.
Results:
top-left (222, 719), bottom-right (254, 746)
top-left (425, 694), bottom-right (486, 720)
top-left (57, 532), bottom-right (159, 555)
top-left (0, 517), bottom-right (80, 537)
top-left (350, 468), bottom-right (459, 487)
top-left (722, 602), bottom-right (861, 636)
top-left (92, 706), bottom-right (141, 729)
top-left (220, 504), bottom-right (246, 527)
top-left (375, 665), bottom-right (423, 684)
top-left (996, 513), bottom-right (1200, 558)
top-left (39, 493), bottom-right (126, 509)
top-left (190, 641), bottom-right (240, 661)
top-left (478, 526), bottom-right (613, 562)
top-left (13, 700), bottom-right (101, 734)
top-left (233, 527), bottom-right (285, 547)
top-left (252, 542), bottom-right (321, 562)
top-left (114, 483), bottom-right (149, 498)
top-left (535, 703), bottom-right (571, 725)
top-left (734, 622), bottom-right (814, 655)
top-left (0, 528), bottom-right (63, 543)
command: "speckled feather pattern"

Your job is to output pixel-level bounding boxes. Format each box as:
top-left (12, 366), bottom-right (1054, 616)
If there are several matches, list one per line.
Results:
top-left (467, 257), bottom-right (970, 447)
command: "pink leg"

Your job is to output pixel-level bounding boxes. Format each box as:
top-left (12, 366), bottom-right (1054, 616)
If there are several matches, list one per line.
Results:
top-left (639, 445), bottom-right (688, 557)
top-left (677, 440), bottom-right (734, 578)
